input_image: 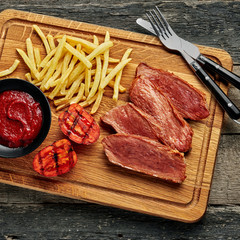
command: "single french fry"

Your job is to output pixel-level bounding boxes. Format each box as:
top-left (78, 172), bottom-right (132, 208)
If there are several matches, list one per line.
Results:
top-left (101, 56), bottom-right (120, 63)
top-left (56, 102), bottom-right (69, 111)
top-left (70, 83), bottom-right (85, 104)
top-left (62, 51), bottom-right (73, 74)
top-left (68, 62), bottom-right (85, 85)
top-left (45, 60), bottom-right (63, 89)
top-left (64, 42), bottom-right (92, 69)
top-left (108, 80), bottom-right (126, 93)
top-left (83, 49), bottom-right (118, 63)
top-left (54, 96), bottom-right (68, 106)
top-left (0, 59), bottom-right (20, 77)
top-left (66, 77), bottom-right (82, 99)
top-left (56, 35), bottom-right (98, 50)
top-left (100, 58), bottom-right (131, 89)
top-left (84, 68), bottom-right (91, 97)
top-left (25, 72), bottom-right (32, 82)
top-left (17, 48), bottom-right (39, 80)
top-left (44, 90), bottom-right (65, 98)
top-left (81, 47), bottom-right (93, 55)
top-left (79, 93), bottom-right (98, 108)
top-left (39, 58), bottom-right (53, 81)
top-left (87, 35), bottom-right (102, 100)
top-left (87, 41), bottom-right (113, 62)
top-left (48, 78), bottom-right (63, 99)
top-left (26, 38), bottom-right (36, 69)
top-left (113, 48), bottom-right (132, 101)
top-left (34, 47), bottom-right (41, 70)
top-left (33, 25), bottom-right (51, 54)
top-left (47, 34), bottom-right (56, 50)
top-left (100, 31), bottom-right (110, 86)
top-left (91, 89), bottom-right (104, 114)
top-left (34, 81), bottom-right (41, 86)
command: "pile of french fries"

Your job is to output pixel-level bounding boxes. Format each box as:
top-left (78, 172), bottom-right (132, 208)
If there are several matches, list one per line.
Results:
top-left (17, 25), bottom-right (132, 113)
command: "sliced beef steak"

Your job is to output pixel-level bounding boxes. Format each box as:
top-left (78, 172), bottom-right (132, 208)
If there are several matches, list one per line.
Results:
top-left (102, 134), bottom-right (186, 183)
top-left (130, 77), bottom-right (193, 152)
top-left (102, 103), bottom-right (163, 141)
top-left (136, 63), bottom-right (210, 120)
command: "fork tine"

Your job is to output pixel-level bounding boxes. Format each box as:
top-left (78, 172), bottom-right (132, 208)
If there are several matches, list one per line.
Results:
top-left (146, 11), bottom-right (167, 40)
top-left (146, 12), bottom-right (159, 35)
top-left (146, 7), bottom-right (183, 53)
top-left (151, 10), bottom-right (165, 31)
top-left (152, 9), bottom-right (171, 37)
top-left (155, 6), bottom-right (169, 28)
top-left (155, 6), bottom-right (174, 36)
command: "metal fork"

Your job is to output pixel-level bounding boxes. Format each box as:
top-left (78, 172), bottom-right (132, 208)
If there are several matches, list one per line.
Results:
top-left (146, 7), bottom-right (184, 54)
top-left (146, 7), bottom-right (202, 68)
top-left (146, 6), bottom-right (240, 122)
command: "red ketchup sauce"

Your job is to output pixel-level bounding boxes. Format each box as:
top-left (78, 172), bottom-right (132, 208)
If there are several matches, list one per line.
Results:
top-left (0, 90), bottom-right (43, 148)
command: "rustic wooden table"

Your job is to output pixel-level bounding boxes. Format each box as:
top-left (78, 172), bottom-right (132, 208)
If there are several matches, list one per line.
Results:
top-left (0, 1), bottom-right (239, 239)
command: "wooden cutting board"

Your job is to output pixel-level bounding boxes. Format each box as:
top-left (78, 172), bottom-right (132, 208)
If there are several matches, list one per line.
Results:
top-left (0, 9), bottom-right (232, 223)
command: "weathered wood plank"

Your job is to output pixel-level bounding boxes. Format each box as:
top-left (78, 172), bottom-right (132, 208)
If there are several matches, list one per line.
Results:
top-left (222, 66), bottom-right (240, 133)
top-left (0, 204), bottom-right (239, 240)
top-left (0, 0), bottom-right (239, 236)
top-left (0, 0), bottom-right (238, 206)
top-left (0, 0), bottom-right (239, 64)
top-left (0, 183), bottom-right (80, 204)
top-left (209, 135), bottom-right (240, 204)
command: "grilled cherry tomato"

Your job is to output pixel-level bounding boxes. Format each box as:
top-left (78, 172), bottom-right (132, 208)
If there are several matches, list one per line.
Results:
top-left (58, 103), bottom-right (100, 145)
top-left (33, 139), bottom-right (77, 177)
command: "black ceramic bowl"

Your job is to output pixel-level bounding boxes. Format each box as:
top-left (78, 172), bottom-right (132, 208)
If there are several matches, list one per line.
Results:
top-left (0, 78), bottom-right (51, 158)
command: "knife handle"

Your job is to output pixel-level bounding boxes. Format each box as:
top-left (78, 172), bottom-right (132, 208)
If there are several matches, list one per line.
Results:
top-left (190, 61), bottom-right (240, 120)
top-left (197, 54), bottom-right (240, 90)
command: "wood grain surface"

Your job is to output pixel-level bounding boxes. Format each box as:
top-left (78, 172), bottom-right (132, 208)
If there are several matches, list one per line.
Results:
top-left (0, 9), bottom-right (233, 223)
top-left (0, 0), bottom-right (239, 239)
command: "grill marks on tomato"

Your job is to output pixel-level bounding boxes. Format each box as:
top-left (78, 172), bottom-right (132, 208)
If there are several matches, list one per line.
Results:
top-left (53, 152), bottom-right (59, 171)
top-left (33, 104), bottom-right (99, 177)
top-left (58, 104), bottom-right (100, 145)
top-left (33, 139), bottom-right (77, 177)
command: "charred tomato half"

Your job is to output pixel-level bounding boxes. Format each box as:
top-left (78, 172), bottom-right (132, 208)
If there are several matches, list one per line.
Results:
top-left (33, 139), bottom-right (77, 177)
top-left (58, 103), bottom-right (100, 144)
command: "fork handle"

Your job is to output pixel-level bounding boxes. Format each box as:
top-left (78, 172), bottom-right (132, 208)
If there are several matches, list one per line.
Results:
top-left (190, 61), bottom-right (240, 120)
top-left (197, 54), bottom-right (240, 90)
